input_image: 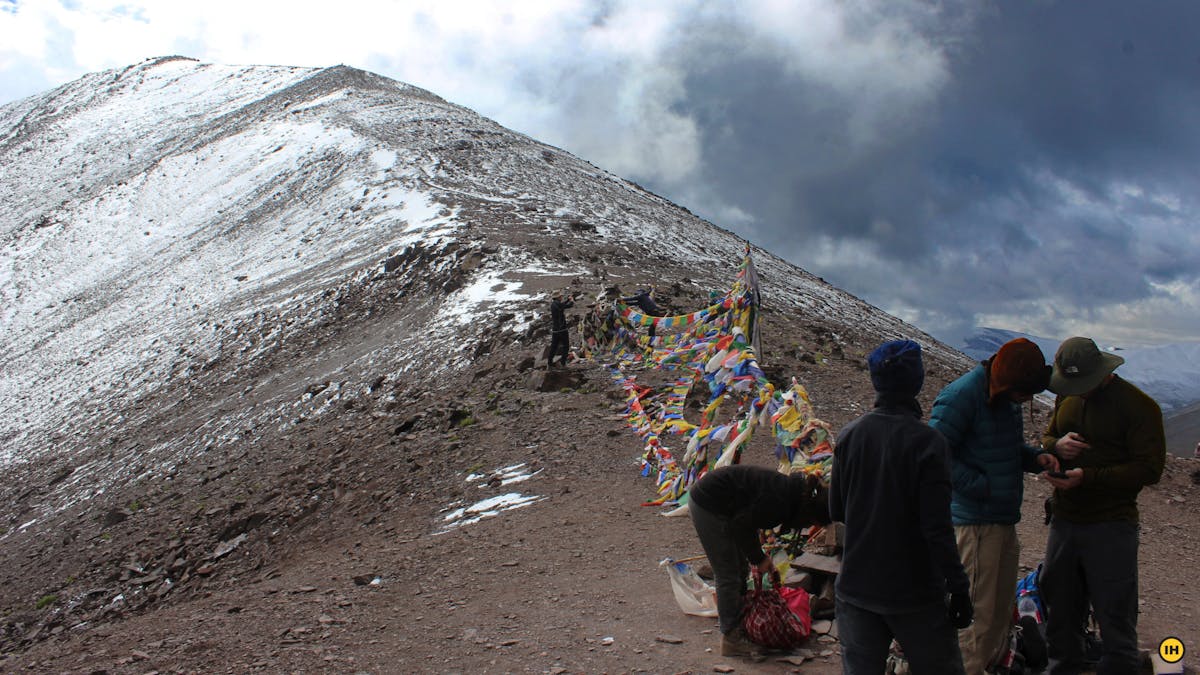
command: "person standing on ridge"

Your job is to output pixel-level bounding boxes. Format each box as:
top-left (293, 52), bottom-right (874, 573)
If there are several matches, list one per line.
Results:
top-left (830, 339), bottom-right (973, 674)
top-left (1040, 336), bottom-right (1165, 674)
top-left (929, 338), bottom-right (1058, 673)
top-left (547, 289), bottom-right (574, 368)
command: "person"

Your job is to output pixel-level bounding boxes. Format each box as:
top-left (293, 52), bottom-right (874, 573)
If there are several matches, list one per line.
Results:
top-left (547, 290), bottom-right (574, 367)
top-left (1040, 336), bottom-right (1165, 674)
top-left (622, 287), bottom-right (664, 341)
top-left (688, 464), bottom-right (831, 658)
top-left (930, 338), bottom-right (1059, 674)
top-left (829, 339), bottom-right (974, 675)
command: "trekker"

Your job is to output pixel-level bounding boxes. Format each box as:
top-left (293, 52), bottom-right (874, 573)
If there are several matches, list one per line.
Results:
top-left (1041, 337), bottom-right (1165, 674)
top-left (930, 338), bottom-right (1059, 674)
top-left (688, 464), bottom-right (830, 658)
top-left (829, 339), bottom-right (973, 675)
top-left (547, 290), bottom-right (574, 367)
top-left (622, 287), bottom-right (663, 341)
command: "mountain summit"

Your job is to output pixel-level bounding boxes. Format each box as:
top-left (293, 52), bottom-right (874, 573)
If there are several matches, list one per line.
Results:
top-left (1, 56), bottom-right (963, 469)
top-left (4, 58), bottom-right (1193, 672)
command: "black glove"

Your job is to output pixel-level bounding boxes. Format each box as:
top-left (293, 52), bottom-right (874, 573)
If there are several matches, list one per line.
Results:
top-left (947, 591), bottom-right (974, 629)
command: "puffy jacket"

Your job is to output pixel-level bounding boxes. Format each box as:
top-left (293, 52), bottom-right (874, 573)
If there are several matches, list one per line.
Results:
top-left (929, 364), bottom-right (1045, 525)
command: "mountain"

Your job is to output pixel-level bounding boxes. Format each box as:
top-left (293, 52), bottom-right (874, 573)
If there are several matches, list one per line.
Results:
top-left (1165, 400), bottom-right (1200, 458)
top-left (961, 327), bottom-right (1200, 414)
top-left (2, 58), bottom-right (1197, 671)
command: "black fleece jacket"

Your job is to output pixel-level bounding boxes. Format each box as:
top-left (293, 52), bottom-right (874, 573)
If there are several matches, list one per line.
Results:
top-left (689, 464), bottom-right (826, 565)
top-left (829, 395), bottom-right (969, 613)
top-left (550, 297), bottom-right (573, 333)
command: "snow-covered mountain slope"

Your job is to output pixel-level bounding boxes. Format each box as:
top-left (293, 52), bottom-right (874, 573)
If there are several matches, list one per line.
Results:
top-left (1, 56), bottom-right (962, 472)
top-left (961, 327), bottom-right (1200, 413)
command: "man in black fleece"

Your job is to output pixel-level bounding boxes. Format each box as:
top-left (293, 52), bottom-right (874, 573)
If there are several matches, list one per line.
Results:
top-left (547, 290), bottom-right (574, 367)
top-left (689, 464), bottom-right (831, 658)
top-left (829, 339), bottom-right (973, 674)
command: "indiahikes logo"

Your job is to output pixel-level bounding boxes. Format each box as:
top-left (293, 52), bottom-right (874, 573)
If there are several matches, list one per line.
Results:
top-left (1157, 636), bottom-right (1184, 664)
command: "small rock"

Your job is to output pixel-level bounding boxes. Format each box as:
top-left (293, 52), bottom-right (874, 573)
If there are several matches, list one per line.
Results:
top-left (812, 619), bottom-right (833, 634)
top-left (212, 533), bottom-right (247, 559)
top-left (600, 636), bottom-right (614, 646)
top-left (714, 666), bottom-right (736, 673)
top-left (654, 635), bottom-right (684, 644)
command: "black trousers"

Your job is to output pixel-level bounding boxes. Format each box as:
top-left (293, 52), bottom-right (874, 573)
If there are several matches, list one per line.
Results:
top-left (690, 500), bottom-right (748, 634)
top-left (1042, 519), bottom-right (1140, 675)
top-left (548, 330), bottom-right (570, 365)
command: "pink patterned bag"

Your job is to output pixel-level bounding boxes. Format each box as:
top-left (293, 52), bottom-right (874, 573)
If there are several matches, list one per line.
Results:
top-left (742, 574), bottom-right (810, 649)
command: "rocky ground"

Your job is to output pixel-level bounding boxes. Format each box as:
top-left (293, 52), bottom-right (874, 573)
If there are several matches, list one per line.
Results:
top-left (2, 284), bottom-right (1198, 675)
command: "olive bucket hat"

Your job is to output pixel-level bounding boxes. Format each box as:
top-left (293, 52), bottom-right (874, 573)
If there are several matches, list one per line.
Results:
top-left (1049, 336), bottom-right (1125, 396)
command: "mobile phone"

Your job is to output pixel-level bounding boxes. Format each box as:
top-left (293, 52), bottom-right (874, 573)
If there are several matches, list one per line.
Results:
top-left (1047, 470), bottom-right (1068, 479)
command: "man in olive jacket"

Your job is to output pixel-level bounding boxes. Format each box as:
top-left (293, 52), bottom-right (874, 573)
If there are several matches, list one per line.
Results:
top-left (930, 338), bottom-right (1058, 674)
top-left (1041, 337), bottom-right (1165, 674)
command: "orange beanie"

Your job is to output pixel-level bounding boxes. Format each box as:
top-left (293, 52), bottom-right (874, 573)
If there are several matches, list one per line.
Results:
top-left (988, 338), bottom-right (1051, 403)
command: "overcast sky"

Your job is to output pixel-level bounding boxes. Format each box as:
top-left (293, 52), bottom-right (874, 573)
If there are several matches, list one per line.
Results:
top-left (3, 1), bottom-right (1198, 348)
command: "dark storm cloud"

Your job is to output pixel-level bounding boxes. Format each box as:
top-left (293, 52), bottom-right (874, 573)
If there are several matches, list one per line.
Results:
top-left (632, 1), bottom-right (1200, 343)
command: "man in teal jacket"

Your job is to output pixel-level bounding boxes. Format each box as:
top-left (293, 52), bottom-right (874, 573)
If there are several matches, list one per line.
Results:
top-left (930, 338), bottom-right (1059, 674)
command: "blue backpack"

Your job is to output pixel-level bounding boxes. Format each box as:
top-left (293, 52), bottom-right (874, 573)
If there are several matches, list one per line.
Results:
top-left (1015, 563), bottom-right (1045, 622)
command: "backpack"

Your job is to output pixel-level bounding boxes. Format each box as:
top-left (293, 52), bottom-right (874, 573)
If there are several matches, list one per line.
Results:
top-left (1012, 564), bottom-right (1048, 671)
top-left (1015, 563), bottom-right (1046, 622)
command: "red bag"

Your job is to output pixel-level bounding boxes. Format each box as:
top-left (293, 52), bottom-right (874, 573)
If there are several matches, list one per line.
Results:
top-left (779, 586), bottom-right (812, 637)
top-left (741, 573), bottom-right (810, 649)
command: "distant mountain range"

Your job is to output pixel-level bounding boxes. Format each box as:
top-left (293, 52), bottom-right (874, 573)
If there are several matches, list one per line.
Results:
top-left (961, 327), bottom-right (1200, 456)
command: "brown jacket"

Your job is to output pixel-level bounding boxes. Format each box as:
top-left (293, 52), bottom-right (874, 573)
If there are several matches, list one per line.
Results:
top-left (1041, 375), bottom-right (1165, 523)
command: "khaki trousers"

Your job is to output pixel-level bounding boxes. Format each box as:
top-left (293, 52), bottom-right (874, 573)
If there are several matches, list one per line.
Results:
top-left (955, 524), bottom-right (1019, 675)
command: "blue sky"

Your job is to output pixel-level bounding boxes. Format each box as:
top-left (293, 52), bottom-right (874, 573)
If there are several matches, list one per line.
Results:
top-left (2, 0), bottom-right (1198, 347)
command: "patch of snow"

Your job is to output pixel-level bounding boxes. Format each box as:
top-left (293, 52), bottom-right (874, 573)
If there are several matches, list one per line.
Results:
top-left (437, 493), bottom-right (546, 533)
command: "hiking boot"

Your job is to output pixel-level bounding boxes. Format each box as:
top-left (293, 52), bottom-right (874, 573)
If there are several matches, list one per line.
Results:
top-left (721, 627), bottom-right (764, 660)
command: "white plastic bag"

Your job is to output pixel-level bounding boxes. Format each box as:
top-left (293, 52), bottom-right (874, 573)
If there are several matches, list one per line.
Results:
top-left (660, 558), bottom-right (718, 617)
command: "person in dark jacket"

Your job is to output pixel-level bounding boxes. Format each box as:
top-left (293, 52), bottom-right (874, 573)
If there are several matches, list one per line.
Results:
top-left (829, 339), bottom-right (973, 675)
top-left (1040, 337), bottom-right (1165, 674)
top-left (689, 464), bottom-right (830, 658)
top-left (930, 337), bottom-right (1058, 674)
top-left (622, 287), bottom-right (664, 341)
top-left (547, 290), bottom-right (574, 367)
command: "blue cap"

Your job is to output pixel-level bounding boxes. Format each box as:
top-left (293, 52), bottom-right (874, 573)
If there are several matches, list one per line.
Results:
top-left (868, 340), bottom-right (925, 397)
